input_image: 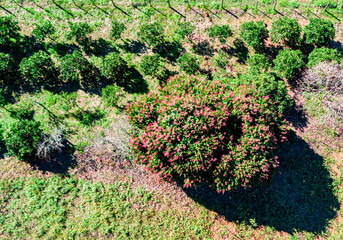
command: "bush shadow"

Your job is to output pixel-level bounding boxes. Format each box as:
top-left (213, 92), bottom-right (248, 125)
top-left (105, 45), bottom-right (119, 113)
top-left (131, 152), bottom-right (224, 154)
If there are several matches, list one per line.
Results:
top-left (192, 40), bottom-right (214, 57)
top-left (153, 40), bottom-right (184, 62)
top-left (117, 39), bottom-right (147, 55)
top-left (183, 130), bottom-right (340, 234)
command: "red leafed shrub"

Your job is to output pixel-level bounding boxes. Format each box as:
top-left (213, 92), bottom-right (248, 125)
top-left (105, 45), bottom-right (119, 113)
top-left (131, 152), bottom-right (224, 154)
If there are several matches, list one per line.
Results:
top-left (127, 76), bottom-right (288, 192)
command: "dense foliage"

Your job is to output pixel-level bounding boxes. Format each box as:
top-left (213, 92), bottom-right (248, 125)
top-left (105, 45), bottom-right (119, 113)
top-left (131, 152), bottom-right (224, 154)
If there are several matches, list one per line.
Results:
top-left (307, 47), bottom-right (341, 67)
top-left (0, 16), bottom-right (20, 46)
top-left (0, 52), bottom-right (16, 86)
top-left (138, 22), bottom-right (165, 48)
top-left (101, 84), bottom-right (122, 107)
top-left (32, 20), bottom-right (56, 42)
top-left (177, 53), bottom-right (199, 74)
top-left (110, 20), bottom-right (125, 40)
top-left (273, 49), bottom-right (305, 80)
top-left (127, 76), bottom-right (288, 191)
top-left (207, 24), bottom-right (233, 44)
top-left (240, 21), bottom-right (269, 53)
top-left (140, 54), bottom-right (165, 77)
top-left (303, 18), bottom-right (335, 47)
top-left (174, 21), bottom-right (195, 40)
top-left (66, 21), bottom-right (93, 45)
top-left (19, 51), bottom-right (58, 87)
top-left (271, 17), bottom-right (301, 49)
top-left (99, 52), bottom-right (131, 83)
top-left (247, 54), bottom-right (270, 73)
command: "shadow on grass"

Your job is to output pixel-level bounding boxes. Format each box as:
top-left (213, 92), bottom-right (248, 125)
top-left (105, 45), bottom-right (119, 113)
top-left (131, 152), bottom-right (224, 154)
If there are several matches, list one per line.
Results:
top-left (192, 40), bottom-right (214, 57)
top-left (183, 130), bottom-right (340, 234)
top-left (117, 39), bottom-right (147, 55)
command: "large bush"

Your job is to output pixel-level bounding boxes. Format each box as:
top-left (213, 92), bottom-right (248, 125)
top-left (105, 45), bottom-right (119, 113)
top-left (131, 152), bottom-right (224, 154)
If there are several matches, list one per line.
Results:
top-left (59, 50), bottom-right (96, 86)
top-left (127, 76), bottom-right (288, 191)
top-left (271, 17), bottom-right (301, 49)
top-left (0, 16), bottom-right (20, 46)
top-left (19, 51), bottom-right (58, 87)
top-left (247, 54), bottom-right (270, 74)
top-left (303, 18), bottom-right (335, 47)
top-left (66, 21), bottom-right (93, 45)
top-left (140, 54), bottom-right (165, 77)
top-left (307, 47), bottom-right (341, 67)
top-left (99, 52), bottom-right (131, 83)
top-left (4, 118), bottom-right (43, 161)
top-left (240, 21), bottom-right (269, 53)
top-left (138, 22), bottom-right (165, 48)
top-left (177, 53), bottom-right (199, 74)
top-left (207, 24), bottom-right (233, 44)
top-left (273, 49), bottom-right (305, 80)
top-left (0, 52), bottom-right (16, 86)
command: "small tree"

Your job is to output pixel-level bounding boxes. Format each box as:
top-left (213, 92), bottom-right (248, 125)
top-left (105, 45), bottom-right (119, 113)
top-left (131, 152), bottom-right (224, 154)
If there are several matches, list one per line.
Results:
top-left (174, 21), bottom-right (195, 41)
top-left (110, 20), bottom-right (125, 41)
top-left (240, 21), bottom-right (269, 53)
top-left (304, 18), bottom-right (335, 47)
top-left (247, 54), bottom-right (270, 74)
top-left (19, 51), bottom-right (58, 87)
top-left (101, 84), bottom-right (123, 107)
top-left (273, 49), bottom-right (305, 80)
top-left (177, 53), bottom-right (199, 74)
top-left (32, 20), bottom-right (56, 42)
top-left (99, 52), bottom-right (131, 83)
top-left (138, 22), bottom-right (165, 48)
top-left (207, 24), bottom-right (233, 44)
top-left (0, 16), bottom-right (20, 46)
top-left (271, 17), bottom-right (301, 49)
top-left (307, 47), bottom-right (341, 67)
top-left (66, 21), bottom-right (93, 45)
top-left (140, 54), bottom-right (165, 77)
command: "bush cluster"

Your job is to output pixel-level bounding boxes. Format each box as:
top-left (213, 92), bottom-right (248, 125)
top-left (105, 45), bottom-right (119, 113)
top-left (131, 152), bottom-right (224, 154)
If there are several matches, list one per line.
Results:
top-left (177, 53), bottom-right (199, 74)
top-left (127, 75), bottom-right (288, 191)
top-left (271, 17), bottom-right (301, 49)
top-left (307, 47), bottom-right (341, 67)
top-left (66, 21), bottom-right (93, 45)
top-left (207, 24), bottom-right (233, 44)
top-left (139, 54), bottom-right (165, 77)
top-left (99, 52), bottom-right (131, 83)
top-left (247, 54), bottom-right (270, 74)
top-left (240, 21), bottom-right (269, 53)
top-left (273, 49), bottom-right (305, 80)
top-left (304, 18), bottom-right (335, 47)
top-left (138, 22), bottom-right (165, 48)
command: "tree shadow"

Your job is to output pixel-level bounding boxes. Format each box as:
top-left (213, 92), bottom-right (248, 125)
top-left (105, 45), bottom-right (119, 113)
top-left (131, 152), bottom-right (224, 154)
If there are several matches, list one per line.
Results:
top-left (117, 67), bottom-right (149, 94)
top-left (285, 100), bottom-right (309, 131)
top-left (224, 38), bottom-right (249, 63)
top-left (183, 130), bottom-right (340, 234)
top-left (153, 40), bottom-right (184, 62)
top-left (328, 40), bottom-right (343, 56)
top-left (264, 44), bottom-right (283, 62)
top-left (84, 38), bottom-right (116, 57)
top-left (117, 39), bottom-right (147, 55)
top-left (30, 142), bottom-right (77, 175)
top-left (192, 40), bottom-right (214, 57)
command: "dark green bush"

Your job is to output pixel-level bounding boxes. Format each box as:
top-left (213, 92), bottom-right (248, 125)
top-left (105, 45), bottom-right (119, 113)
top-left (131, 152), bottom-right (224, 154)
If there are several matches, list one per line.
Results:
top-left (271, 17), bottom-right (301, 49)
top-left (0, 16), bottom-right (20, 46)
top-left (127, 75), bottom-right (288, 191)
top-left (66, 21), bottom-right (93, 45)
top-left (140, 54), bottom-right (165, 77)
top-left (101, 84), bottom-right (122, 107)
top-left (4, 117), bottom-right (43, 161)
top-left (32, 20), bottom-right (55, 42)
top-left (59, 50), bottom-right (96, 86)
top-left (273, 49), bottom-right (305, 80)
top-left (240, 21), bottom-right (269, 53)
top-left (138, 22), bottom-right (165, 48)
top-left (177, 53), bottom-right (199, 74)
top-left (0, 52), bottom-right (16, 86)
top-left (110, 20), bottom-right (125, 40)
top-left (247, 54), bottom-right (270, 73)
top-left (19, 51), bottom-right (58, 87)
top-left (307, 47), bottom-right (341, 67)
top-left (303, 18), bottom-right (335, 47)
top-left (99, 52), bottom-right (131, 83)
top-left (174, 21), bottom-right (195, 40)
top-left (207, 24), bottom-right (233, 44)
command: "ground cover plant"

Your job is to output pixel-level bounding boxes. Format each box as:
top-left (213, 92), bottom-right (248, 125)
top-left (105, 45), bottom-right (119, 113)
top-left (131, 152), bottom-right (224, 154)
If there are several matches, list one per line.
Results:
top-left (0, 0), bottom-right (342, 239)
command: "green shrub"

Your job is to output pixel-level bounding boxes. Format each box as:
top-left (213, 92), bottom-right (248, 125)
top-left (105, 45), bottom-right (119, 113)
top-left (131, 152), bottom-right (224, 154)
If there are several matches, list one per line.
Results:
top-left (4, 117), bottom-right (43, 161)
top-left (32, 20), bottom-right (55, 42)
top-left (247, 54), bottom-right (270, 73)
top-left (271, 17), bottom-right (301, 49)
top-left (99, 52), bottom-right (131, 83)
top-left (207, 24), bottom-right (233, 44)
top-left (303, 18), bottom-right (335, 47)
top-left (59, 50), bottom-right (96, 86)
top-left (110, 20), bottom-right (125, 40)
top-left (177, 53), bottom-right (199, 74)
top-left (101, 84), bottom-right (122, 107)
top-left (0, 16), bottom-right (20, 46)
top-left (307, 47), bottom-right (341, 67)
top-left (240, 21), bottom-right (269, 53)
top-left (174, 21), bottom-right (195, 40)
top-left (66, 21), bottom-right (93, 45)
top-left (273, 49), bottom-right (305, 80)
top-left (213, 50), bottom-right (230, 69)
top-left (127, 75), bottom-right (288, 191)
top-left (19, 51), bottom-right (58, 87)
top-left (138, 22), bottom-right (165, 48)
top-left (140, 54), bottom-right (165, 77)
top-left (0, 52), bottom-right (16, 85)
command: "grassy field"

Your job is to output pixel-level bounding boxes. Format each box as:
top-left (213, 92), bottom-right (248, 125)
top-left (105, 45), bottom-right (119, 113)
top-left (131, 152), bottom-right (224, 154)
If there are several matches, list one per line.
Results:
top-left (0, 0), bottom-right (342, 239)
